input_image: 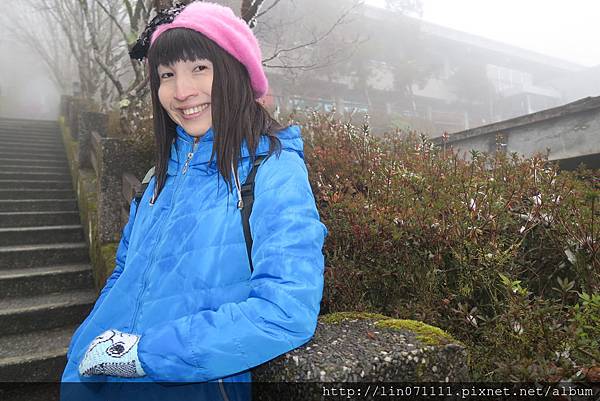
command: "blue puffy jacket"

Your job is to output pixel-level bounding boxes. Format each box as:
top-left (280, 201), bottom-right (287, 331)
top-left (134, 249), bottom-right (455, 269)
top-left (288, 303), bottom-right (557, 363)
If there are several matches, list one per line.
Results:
top-left (60, 125), bottom-right (327, 401)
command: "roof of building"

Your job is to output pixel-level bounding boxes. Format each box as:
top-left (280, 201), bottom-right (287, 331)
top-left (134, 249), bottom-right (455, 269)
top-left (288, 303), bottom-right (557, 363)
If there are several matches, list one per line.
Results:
top-left (439, 96), bottom-right (600, 143)
top-left (363, 5), bottom-right (585, 72)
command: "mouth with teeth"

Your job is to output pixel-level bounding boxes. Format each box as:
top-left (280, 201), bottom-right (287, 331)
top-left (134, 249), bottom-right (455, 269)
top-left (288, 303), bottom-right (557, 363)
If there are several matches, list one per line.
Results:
top-left (179, 103), bottom-right (210, 119)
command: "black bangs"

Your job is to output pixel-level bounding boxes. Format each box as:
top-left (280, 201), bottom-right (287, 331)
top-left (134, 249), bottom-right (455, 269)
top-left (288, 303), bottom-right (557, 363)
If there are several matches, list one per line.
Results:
top-left (148, 28), bottom-right (214, 66)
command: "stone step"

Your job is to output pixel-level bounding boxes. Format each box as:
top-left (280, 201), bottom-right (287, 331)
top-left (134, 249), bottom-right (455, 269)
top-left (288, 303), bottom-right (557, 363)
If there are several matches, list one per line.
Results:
top-left (0, 225), bottom-right (84, 246)
top-left (0, 180), bottom-right (72, 190)
top-left (0, 119), bottom-right (58, 125)
top-left (0, 122), bottom-right (58, 130)
top-left (0, 325), bottom-right (75, 382)
top-left (0, 129), bottom-right (60, 138)
top-left (0, 134), bottom-right (64, 145)
top-left (0, 117), bottom-right (58, 127)
top-left (0, 189), bottom-right (75, 200)
top-left (0, 135), bottom-right (61, 143)
top-left (0, 289), bottom-right (95, 336)
top-left (0, 156), bottom-right (66, 165)
top-left (0, 171), bottom-right (71, 181)
top-left (0, 242), bottom-right (89, 269)
top-left (0, 149), bottom-right (67, 159)
top-left (0, 199), bottom-right (77, 212)
top-left (0, 211), bottom-right (80, 228)
top-left (1, 143), bottom-right (64, 152)
top-left (0, 165), bottom-right (70, 173)
top-left (0, 144), bottom-right (63, 153)
top-left (0, 264), bottom-right (93, 298)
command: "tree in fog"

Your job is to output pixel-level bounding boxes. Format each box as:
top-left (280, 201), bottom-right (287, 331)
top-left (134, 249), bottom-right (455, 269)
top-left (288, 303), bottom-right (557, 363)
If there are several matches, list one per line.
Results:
top-left (308, 0), bottom-right (441, 118)
top-left (1, 1), bottom-right (75, 95)
top-left (4, 0), bottom-right (367, 131)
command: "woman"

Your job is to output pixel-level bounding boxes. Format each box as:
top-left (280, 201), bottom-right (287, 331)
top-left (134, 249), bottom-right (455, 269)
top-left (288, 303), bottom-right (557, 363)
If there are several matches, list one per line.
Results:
top-left (61, 2), bottom-right (326, 400)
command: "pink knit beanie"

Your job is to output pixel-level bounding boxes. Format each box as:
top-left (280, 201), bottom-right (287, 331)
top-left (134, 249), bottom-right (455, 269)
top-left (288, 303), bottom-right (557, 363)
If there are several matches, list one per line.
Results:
top-left (150, 2), bottom-right (268, 99)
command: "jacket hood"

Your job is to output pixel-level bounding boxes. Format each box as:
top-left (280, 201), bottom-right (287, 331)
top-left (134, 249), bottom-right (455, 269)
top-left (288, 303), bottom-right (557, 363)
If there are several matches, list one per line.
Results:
top-left (169, 125), bottom-right (304, 175)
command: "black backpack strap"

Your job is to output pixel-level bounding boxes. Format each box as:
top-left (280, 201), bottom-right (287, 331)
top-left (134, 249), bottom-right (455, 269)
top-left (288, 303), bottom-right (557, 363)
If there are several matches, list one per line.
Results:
top-left (133, 166), bottom-right (155, 218)
top-left (240, 155), bottom-right (266, 274)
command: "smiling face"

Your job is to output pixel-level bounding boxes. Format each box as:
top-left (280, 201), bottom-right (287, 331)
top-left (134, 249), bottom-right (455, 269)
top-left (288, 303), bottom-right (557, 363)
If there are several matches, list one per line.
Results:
top-left (157, 58), bottom-right (214, 138)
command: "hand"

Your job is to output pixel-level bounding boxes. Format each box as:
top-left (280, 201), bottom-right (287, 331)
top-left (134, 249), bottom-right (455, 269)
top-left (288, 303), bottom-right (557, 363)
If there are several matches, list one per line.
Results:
top-left (78, 329), bottom-right (146, 378)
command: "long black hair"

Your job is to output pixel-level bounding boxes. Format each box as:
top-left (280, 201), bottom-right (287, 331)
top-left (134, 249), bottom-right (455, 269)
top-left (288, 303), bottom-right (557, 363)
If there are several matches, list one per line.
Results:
top-left (147, 28), bottom-right (284, 200)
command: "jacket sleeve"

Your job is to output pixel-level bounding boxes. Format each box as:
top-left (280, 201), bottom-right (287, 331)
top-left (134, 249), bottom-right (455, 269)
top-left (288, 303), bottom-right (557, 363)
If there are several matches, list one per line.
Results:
top-left (137, 151), bottom-right (327, 382)
top-left (66, 198), bottom-right (139, 360)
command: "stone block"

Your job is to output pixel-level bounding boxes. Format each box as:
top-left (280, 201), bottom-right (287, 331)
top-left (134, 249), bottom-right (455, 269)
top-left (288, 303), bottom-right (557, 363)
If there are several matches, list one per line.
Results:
top-left (253, 312), bottom-right (468, 400)
top-left (79, 112), bottom-right (108, 169)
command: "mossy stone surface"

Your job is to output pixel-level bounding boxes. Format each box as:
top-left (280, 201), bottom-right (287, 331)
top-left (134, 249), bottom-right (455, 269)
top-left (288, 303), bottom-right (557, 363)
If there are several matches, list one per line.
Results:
top-left (375, 319), bottom-right (457, 346)
top-left (319, 311), bottom-right (390, 324)
top-left (254, 311), bottom-right (469, 390)
top-left (320, 312), bottom-right (458, 346)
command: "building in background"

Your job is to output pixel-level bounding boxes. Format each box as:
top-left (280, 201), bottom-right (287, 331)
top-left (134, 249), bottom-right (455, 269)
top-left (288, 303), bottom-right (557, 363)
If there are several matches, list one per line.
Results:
top-left (265, 4), bottom-right (599, 137)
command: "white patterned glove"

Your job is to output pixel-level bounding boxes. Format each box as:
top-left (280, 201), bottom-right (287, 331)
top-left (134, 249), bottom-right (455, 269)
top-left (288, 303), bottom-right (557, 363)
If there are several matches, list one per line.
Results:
top-left (78, 329), bottom-right (146, 378)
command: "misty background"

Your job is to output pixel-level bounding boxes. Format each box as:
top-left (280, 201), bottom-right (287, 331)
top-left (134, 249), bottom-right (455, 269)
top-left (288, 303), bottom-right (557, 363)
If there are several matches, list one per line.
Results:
top-left (0, 0), bottom-right (599, 137)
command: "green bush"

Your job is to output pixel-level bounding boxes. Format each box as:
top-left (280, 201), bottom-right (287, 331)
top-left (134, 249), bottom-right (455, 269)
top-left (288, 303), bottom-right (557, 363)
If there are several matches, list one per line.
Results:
top-left (301, 110), bottom-right (599, 381)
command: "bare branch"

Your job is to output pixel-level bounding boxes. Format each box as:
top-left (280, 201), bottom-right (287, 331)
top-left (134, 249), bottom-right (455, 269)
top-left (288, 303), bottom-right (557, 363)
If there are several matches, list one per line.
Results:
top-left (241, 0), bottom-right (265, 27)
top-left (78, 0), bottom-right (124, 96)
top-left (94, 0), bottom-right (128, 42)
top-left (261, 2), bottom-right (359, 65)
top-left (255, 0), bottom-right (281, 20)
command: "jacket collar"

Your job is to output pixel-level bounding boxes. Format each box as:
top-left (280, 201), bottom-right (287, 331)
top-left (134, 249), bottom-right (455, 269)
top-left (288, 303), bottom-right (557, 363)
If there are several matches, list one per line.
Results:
top-left (169, 124), bottom-right (304, 175)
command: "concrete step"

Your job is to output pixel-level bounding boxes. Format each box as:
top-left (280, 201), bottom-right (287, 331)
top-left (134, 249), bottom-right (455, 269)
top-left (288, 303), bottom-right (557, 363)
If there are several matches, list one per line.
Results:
top-left (0, 383), bottom-right (59, 400)
top-left (0, 171), bottom-right (71, 181)
top-left (0, 130), bottom-right (60, 138)
top-left (0, 325), bottom-right (75, 382)
top-left (0, 211), bottom-right (80, 228)
top-left (0, 242), bottom-right (89, 269)
top-left (0, 289), bottom-right (95, 335)
top-left (0, 199), bottom-right (77, 212)
top-left (0, 165), bottom-right (70, 173)
top-left (0, 189), bottom-right (75, 200)
top-left (0, 149), bottom-right (67, 159)
top-left (0, 119), bottom-right (58, 125)
top-left (1, 142), bottom-right (64, 149)
top-left (0, 139), bottom-right (62, 148)
top-left (1, 144), bottom-right (64, 153)
top-left (0, 117), bottom-right (58, 127)
top-left (0, 127), bottom-right (59, 133)
top-left (0, 264), bottom-right (93, 298)
top-left (0, 122), bottom-right (59, 130)
top-left (0, 118), bottom-right (58, 125)
top-left (0, 155), bottom-right (66, 165)
top-left (0, 180), bottom-right (72, 190)
top-left (0, 225), bottom-right (84, 246)
top-left (0, 135), bottom-right (61, 143)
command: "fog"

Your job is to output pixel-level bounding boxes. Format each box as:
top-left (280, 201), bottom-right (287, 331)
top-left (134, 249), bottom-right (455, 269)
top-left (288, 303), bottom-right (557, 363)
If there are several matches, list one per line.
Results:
top-left (0, 0), bottom-right (599, 135)
top-left (0, 32), bottom-right (60, 120)
top-left (369, 0), bottom-right (600, 67)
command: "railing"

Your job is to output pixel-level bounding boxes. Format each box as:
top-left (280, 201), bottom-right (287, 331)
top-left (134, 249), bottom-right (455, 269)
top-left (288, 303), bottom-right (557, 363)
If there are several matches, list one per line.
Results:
top-left (121, 172), bottom-right (141, 225)
top-left (63, 96), bottom-right (146, 243)
top-left (90, 131), bottom-right (100, 176)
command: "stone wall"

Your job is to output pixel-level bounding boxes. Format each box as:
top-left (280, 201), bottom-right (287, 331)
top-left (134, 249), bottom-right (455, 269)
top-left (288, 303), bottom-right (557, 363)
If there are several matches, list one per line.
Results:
top-left (436, 96), bottom-right (600, 169)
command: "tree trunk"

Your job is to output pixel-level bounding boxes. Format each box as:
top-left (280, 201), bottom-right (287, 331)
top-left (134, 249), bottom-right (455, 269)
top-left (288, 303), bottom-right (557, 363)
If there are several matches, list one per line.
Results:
top-left (154, 0), bottom-right (194, 12)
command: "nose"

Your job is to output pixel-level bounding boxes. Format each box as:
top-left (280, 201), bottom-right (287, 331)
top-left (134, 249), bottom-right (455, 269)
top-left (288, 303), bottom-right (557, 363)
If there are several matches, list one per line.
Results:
top-left (174, 77), bottom-right (198, 101)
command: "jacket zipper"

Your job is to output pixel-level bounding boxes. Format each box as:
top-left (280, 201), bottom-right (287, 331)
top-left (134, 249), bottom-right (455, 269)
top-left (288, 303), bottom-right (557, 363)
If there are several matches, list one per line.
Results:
top-left (182, 137), bottom-right (199, 174)
top-left (218, 378), bottom-right (232, 401)
top-left (130, 139), bottom-right (199, 332)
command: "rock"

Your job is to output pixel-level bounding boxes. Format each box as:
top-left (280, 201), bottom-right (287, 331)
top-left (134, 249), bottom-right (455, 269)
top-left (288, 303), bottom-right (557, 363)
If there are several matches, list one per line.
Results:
top-left (252, 311), bottom-right (469, 401)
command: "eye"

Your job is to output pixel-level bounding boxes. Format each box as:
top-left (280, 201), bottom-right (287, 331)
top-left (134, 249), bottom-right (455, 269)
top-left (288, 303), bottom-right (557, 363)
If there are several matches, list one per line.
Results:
top-left (194, 65), bottom-right (208, 72)
top-left (159, 72), bottom-right (173, 79)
